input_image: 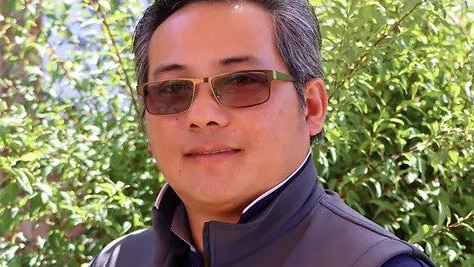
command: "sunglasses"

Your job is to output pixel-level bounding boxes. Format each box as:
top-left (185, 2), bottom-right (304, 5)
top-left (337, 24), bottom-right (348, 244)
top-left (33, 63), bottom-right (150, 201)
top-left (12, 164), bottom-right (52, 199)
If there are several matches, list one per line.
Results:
top-left (137, 70), bottom-right (295, 115)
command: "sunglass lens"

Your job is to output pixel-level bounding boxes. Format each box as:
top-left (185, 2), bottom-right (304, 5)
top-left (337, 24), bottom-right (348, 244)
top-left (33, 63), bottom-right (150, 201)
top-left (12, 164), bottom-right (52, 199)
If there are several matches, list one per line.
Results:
top-left (145, 80), bottom-right (194, 115)
top-left (213, 71), bottom-right (270, 107)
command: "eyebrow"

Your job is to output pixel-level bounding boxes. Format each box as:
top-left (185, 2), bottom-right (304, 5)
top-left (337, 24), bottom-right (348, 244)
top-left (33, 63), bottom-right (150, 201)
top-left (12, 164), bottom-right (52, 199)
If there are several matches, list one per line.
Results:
top-left (218, 55), bottom-right (262, 67)
top-left (151, 64), bottom-right (184, 79)
top-left (151, 55), bottom-right (263, 79)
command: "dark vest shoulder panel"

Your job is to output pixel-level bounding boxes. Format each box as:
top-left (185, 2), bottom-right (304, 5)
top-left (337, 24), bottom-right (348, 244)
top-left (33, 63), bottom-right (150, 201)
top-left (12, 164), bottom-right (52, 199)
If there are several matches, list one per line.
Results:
top-left (88, 228), bottom-right (154, 267)
top-left (303, 190), bottom-right (434, 267)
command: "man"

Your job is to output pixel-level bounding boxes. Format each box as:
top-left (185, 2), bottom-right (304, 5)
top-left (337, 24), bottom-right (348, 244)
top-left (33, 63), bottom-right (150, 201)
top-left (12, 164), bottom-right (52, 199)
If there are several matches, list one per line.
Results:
top-left (90, 0), bottom-right (436, 266)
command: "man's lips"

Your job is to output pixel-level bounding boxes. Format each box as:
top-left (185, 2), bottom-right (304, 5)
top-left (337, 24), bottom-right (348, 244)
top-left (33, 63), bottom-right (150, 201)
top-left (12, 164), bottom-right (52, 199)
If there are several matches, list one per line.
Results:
top-left (184, 147), bottom-right (241, 157)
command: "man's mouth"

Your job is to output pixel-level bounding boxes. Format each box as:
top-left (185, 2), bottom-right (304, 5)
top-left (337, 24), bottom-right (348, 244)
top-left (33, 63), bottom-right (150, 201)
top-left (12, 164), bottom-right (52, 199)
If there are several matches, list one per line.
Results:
top-left (190, 149), bottom-right (237, 156)
top-left (185, 147), bottom-right (241, 157)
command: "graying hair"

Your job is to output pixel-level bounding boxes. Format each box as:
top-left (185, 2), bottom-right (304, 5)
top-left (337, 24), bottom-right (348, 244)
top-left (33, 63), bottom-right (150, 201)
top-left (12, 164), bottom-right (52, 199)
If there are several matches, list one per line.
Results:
top-left (133, 0), bottom-right (324, 141)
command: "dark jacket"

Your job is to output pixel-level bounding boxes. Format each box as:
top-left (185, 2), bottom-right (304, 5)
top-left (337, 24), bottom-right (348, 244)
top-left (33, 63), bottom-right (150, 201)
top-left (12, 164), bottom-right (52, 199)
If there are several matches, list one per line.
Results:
top-left (89, 159), bottom-right (435, 267)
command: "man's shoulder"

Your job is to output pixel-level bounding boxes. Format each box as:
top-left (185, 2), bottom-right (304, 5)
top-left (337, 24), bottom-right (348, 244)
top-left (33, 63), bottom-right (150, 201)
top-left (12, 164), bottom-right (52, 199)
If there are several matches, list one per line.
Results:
top-left (302, 190), bottom-right (435, 267)
top-left (88, 228), bottom-right (154, 267)
top-left (317, 190), bottom-right (408, 244)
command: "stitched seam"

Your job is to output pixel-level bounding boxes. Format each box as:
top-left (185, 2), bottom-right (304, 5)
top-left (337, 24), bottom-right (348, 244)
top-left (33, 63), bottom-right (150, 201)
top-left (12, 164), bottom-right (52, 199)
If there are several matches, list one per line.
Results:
top-left (321, 200), bottom-right (395, 238)
top-left (320, 198), bottom-right (414, 266)
top-left (351, 238), bottom-right (389, 267)
top-left (322, 200), bottom-right (375, 226)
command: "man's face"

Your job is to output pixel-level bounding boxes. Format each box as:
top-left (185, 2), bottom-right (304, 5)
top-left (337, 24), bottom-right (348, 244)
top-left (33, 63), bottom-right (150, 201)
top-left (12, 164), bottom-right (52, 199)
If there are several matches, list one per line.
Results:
top-left (146, 2), bottom-right (326, 216)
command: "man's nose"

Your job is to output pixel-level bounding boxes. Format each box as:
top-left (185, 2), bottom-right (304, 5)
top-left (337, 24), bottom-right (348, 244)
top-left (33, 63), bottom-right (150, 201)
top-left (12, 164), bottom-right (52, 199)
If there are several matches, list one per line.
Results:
top-left (186, 84), bottom-right (230, 130)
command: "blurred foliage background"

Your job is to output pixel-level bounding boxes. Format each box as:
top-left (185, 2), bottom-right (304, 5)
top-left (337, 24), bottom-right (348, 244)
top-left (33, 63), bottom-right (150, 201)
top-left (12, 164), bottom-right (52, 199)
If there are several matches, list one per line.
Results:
top-left (0, 0), bottom-right (473, 266)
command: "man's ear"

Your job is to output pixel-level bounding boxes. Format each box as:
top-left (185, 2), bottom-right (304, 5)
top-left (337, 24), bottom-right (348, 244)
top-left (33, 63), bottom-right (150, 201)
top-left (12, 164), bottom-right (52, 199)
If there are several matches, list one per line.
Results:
top-left (303, 78), bottom-right (328, 136)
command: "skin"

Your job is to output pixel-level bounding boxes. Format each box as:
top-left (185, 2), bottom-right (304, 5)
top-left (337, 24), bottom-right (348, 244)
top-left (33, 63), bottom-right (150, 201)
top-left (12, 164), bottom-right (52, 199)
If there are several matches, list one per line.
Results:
top-left (146, 1), bottom-right (328, 252)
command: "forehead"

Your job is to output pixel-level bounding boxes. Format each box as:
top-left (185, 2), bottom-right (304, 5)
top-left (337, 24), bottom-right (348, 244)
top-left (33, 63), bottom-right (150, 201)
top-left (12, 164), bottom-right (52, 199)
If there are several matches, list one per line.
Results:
top-left (148, 1), bottom-right (287, 78)
top-left (161, 1), bottom-right (272, 30)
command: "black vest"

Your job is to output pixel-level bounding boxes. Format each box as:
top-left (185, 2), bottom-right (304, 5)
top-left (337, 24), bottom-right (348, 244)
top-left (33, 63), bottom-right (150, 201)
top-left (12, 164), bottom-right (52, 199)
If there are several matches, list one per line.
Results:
top-left (89, 159), bottom-right (436, 267)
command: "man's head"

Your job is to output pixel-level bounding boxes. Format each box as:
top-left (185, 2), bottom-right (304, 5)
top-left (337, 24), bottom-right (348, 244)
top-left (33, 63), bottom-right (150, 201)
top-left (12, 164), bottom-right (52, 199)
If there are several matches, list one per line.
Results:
top-left (133, 0), bottom-right (327, 218)
top-left (134, 0), bottom-right (324, 119)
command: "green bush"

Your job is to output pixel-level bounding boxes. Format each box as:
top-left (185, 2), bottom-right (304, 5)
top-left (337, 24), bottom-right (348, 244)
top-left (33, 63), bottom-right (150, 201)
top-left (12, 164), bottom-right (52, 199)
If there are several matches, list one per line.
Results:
top-left (0, 0), bottom-right (472, 266)
top-left (312, 0), bottom-right (474, 265)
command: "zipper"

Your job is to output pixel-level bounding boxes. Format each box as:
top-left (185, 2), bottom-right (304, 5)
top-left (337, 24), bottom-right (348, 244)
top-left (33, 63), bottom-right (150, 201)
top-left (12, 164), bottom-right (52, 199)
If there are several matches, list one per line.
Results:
top-left (203, 222), bottom-right (211, 267)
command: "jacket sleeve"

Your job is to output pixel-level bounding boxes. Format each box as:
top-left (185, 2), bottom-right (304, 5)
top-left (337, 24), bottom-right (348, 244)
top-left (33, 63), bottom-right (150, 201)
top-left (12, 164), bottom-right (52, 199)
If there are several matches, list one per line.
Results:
top-left (87, 234), bottom-right (128, 267)
top-left (87, 228), bottom-right (154, 267)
